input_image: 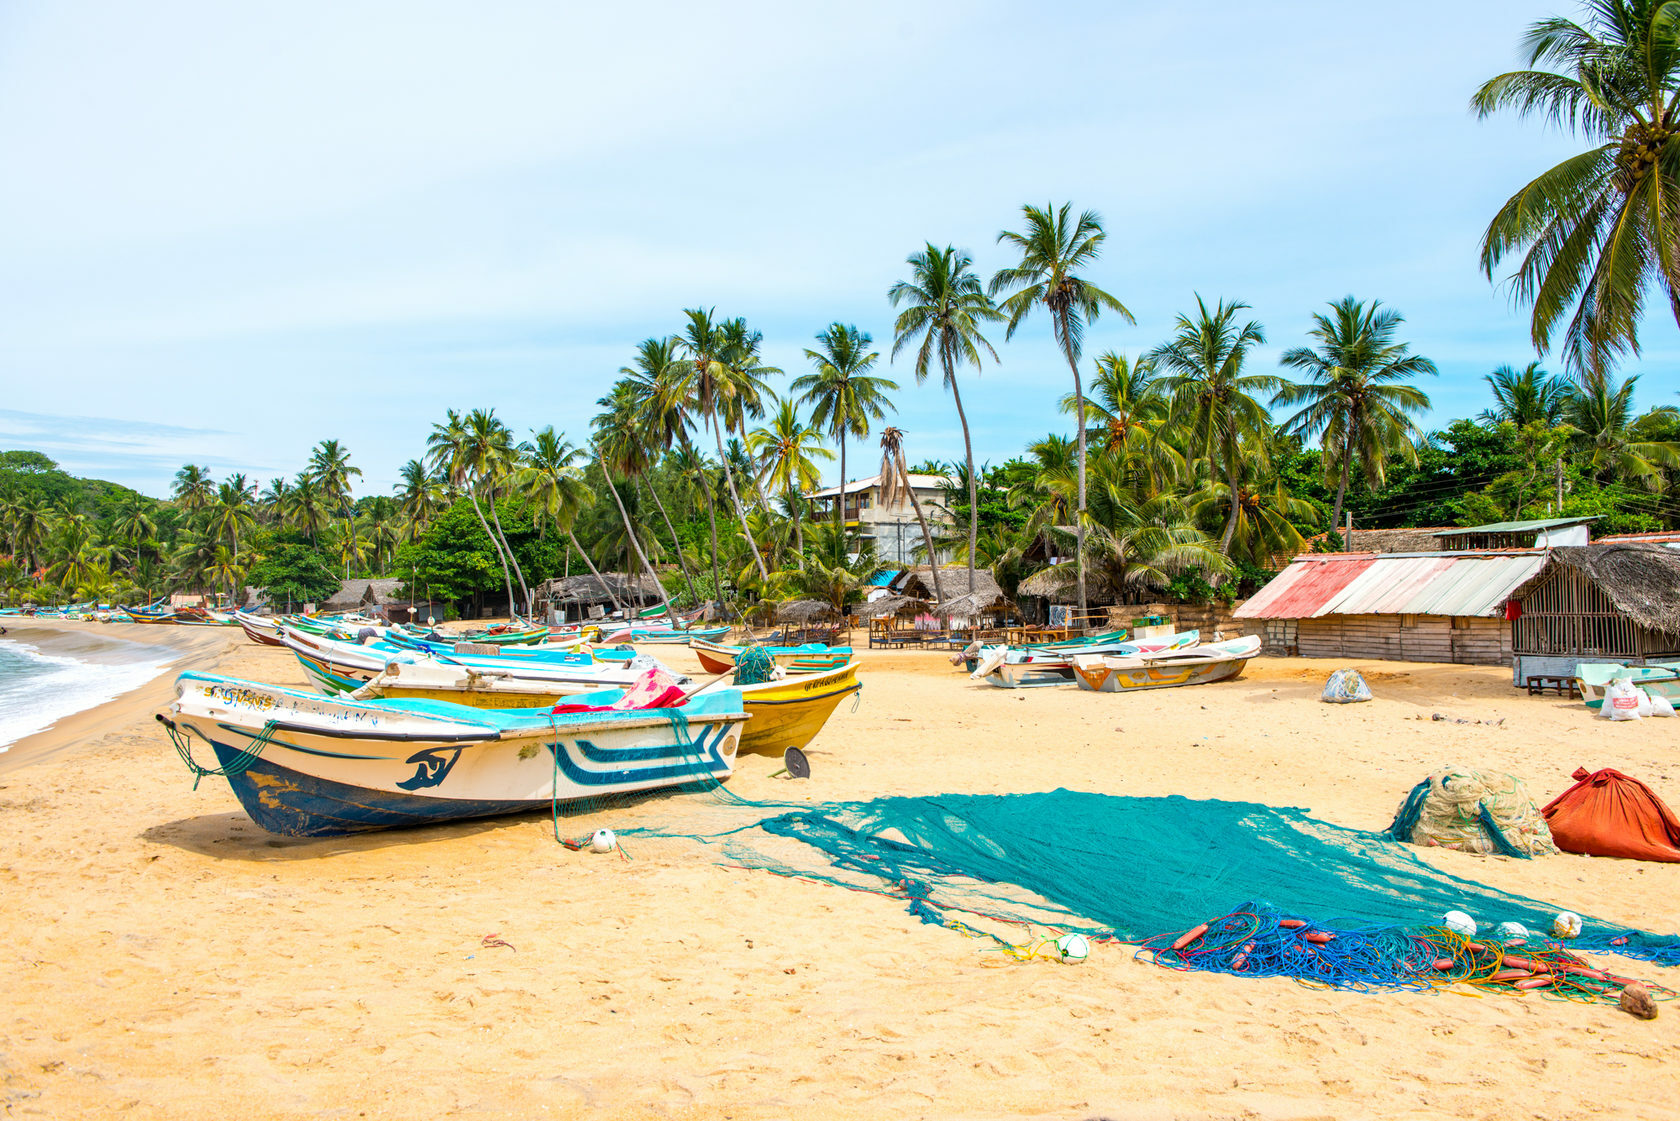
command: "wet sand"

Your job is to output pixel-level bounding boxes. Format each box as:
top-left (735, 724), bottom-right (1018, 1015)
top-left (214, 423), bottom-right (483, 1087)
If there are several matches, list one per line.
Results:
top-left (1, 619), bottom-right (1677, 1119)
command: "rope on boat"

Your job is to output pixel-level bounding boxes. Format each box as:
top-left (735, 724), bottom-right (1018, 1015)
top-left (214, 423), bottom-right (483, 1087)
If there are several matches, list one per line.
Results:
top-left (158, 715), bottom-right (280, 791)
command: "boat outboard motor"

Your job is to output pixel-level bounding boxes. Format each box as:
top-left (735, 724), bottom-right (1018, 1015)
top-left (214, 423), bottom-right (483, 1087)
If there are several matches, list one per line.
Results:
top-left (357, 627), bottom-right (378, 645)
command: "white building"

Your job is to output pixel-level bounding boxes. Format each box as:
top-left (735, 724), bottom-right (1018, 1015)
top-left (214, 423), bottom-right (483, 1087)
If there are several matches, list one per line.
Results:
top-left (807, 473), bottom-right (954, 565)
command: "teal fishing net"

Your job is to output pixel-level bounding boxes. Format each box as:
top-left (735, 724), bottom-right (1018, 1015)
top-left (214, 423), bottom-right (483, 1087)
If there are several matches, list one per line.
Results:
top-left (627, 788), bottom-right (1680, 969)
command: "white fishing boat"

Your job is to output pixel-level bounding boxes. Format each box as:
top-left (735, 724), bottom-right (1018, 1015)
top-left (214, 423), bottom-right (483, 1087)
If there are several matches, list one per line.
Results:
top-left (280, 629), bottom-right (675, 696)
top-left (971, 631), bottom-right (1199, 689)
top-left (159, 671), bottom-right (746, 837)
top-left (1068, 634), bottom-right (1262, 692)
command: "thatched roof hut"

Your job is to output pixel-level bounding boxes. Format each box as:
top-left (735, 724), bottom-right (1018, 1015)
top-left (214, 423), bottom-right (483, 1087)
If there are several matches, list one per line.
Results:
top-left (321, 578), bottom-right (407, 612)
top-left (934, 591), bottom-right (1009, 623)
top-left (1508, 544), bottom-right (1680, 685)
top-left (537, 573), bottom-right (663, 606)
top-left (851, 594), bottom-right (925, 621)
top-left (891, 565), bottom-right (1002, 603)
top-left (775, 598), bottom-right (839, 624)
top-left (1017, 565), bottom-right (1074, 601)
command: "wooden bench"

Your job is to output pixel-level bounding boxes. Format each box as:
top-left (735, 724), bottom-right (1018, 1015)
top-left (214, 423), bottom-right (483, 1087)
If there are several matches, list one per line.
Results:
top-left (1525, 675), bottom-right (1581, 698)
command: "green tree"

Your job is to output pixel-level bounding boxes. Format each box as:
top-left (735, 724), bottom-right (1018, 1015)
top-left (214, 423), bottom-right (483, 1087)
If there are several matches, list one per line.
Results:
top-left (889, 244), bottom-right (1003, 599)
top-left (1147, 297), bottom-right (1278, 555)
top-left (748, 398), bottom-right (834, 565)
top-left (1474, 0), bottom-right (1680, 376)
top-left (394, 459), bottom-right (445, 543)
top-left (515, 427), bottom-right (620, 614)
top-left (991, 203), bottom-right (1133, 619)
top-left (792, 322), bottom-right (897, 546)
top-left (1274, 296), bottom-right (1436, 538)
top-left (619, 336), bottom-right (702, 601)
top-left (1563, 371), bottom-right (1680, 483)
top-left (1480, 362), bottom-right (1569, 426)
top-left (172, 464), bottom-right (214, 513)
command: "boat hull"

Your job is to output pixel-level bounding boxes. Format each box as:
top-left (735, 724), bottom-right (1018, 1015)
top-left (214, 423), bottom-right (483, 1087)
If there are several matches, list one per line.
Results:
top-left (730, 664), bottom-right (861, 755)
top-left (167, 674), bottom-right (745, 837)
top-left (1071, 657), bottom-right (1250, 692)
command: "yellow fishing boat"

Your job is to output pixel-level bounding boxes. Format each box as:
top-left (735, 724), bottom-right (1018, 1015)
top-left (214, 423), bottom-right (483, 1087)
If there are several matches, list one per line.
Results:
top-left (697, 661), bottom-right (861, 755)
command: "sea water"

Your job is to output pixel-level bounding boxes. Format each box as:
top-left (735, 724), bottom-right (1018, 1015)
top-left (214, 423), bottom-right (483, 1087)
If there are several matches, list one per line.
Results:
top-left (0, 634), bottom-right (177, 751)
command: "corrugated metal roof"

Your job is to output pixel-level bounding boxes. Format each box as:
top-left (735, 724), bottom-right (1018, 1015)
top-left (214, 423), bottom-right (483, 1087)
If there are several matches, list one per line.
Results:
top-left (1433, 516), bottom-right (1599, 535)
top-left (1235, 555), bottom-right (1377, 619)
top-left (1238, 552), bottom-right (1547, 620)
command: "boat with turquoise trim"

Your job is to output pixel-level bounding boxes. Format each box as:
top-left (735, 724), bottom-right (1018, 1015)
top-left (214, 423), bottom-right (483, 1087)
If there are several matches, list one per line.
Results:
top-left (280, 629), bottom-right (668, 695)
top-left (159, 671), bottom-right (746, 837)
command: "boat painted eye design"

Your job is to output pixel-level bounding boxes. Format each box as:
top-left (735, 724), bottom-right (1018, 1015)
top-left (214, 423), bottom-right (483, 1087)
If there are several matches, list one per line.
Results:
top-left (397, 747), bottom-right (464, 790)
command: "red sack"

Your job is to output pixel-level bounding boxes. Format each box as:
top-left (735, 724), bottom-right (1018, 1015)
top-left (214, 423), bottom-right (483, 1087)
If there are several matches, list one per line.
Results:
top-left (1541, 767), bottom-right (1680, 863)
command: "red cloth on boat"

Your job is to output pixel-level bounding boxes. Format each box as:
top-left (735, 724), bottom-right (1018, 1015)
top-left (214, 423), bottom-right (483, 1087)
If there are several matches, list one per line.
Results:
top-left (552, 667), bottom-right (689, 715)
top-left (1540, 767), bottom-right (1680, 863)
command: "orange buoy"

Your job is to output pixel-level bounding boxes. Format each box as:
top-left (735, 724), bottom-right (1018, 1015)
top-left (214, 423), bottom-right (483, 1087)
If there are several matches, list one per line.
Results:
top-left (1515, 976), bottom-right (1553, 990)
top-left (1171, 923), bottom-right (1209, 951)
top-left (1278, 919), bottom-right (1306, 929)
top-left (1302, 931), bottom-right (1334, 944)
top-left (1432, 958), bottom-right (1455, 970)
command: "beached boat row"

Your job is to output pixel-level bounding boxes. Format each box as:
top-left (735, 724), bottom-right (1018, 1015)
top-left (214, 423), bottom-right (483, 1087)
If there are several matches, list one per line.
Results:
top-left (160, 610), bottom-right (864, 838)
top-left (969, 627), bottom-right (1262, 692)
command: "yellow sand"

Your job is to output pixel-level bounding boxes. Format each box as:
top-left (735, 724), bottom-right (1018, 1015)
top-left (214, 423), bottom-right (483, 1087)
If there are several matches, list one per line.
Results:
top-left (2, 619), bottom-right (1678, 1120)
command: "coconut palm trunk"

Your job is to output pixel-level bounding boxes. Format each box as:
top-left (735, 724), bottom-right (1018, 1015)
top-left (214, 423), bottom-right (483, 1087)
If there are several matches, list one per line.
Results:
top-left (835, 432), bottom-right (847, 541)
top-left (597, 451), bottom-right (676, 623)
top-left (1056, 310), bottom-right (1089, 621)
top-left (642, 478), bottom-right (699, 605)
top-left (943, 351), bottom-right (980, 599)
top-left (466, 489), bottom-right (517, 617)
top-left (484, 490), bottom-right (532, 617)
top-left (713, 417), bottom-right (769, 582)
top-left (1328, 447), bottom-right (1350, 548)
top-left (565, 528), bottom-right (624, 615)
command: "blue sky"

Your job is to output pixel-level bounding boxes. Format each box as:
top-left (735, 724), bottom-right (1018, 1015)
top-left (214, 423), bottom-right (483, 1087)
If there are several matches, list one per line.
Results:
top-left (1, 1), bottom-right (1674, 498)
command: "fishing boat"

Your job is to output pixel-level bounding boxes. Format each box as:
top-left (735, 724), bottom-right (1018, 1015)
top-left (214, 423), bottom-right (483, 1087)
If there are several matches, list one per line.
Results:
top-left (348, 658), bottom-right (862, 756)
top-left (603, 623), bottom-right (733, 645)
top-left (233, 610), bottom-right (286, 646)
top-left (970, 631), bottom-right (1199, 689)
top-left (695, 662), bottom-right (861, 755)
top-left (1575, 662), bottom-right (1680, 709)
top-left (689, 638), bottom-right (852, 675)
top-left (1068, 634), bottom-right (1262, 692)
top-left (280, 629), bottom-right (672, 696)
top-left (159, 672), bottom-right (746, 837)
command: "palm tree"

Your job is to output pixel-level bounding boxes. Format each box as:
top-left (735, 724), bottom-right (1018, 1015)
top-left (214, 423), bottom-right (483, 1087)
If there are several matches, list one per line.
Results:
top-left (792, 323), bottom-right (897, 546)
top-left (1564, 371), bottom-right (1680, 482)
top-left (593, 384), bottom-right (677, 621)
top-left (284, 474), bottom-right (329, 545)
top-left (878, 427), bottom-right (945, 603)
top-left (619, 336), bottom-right (702, 602)
top-left (514, 427), bottom-right (622, 615)
top-left (666, 442), bottom-right (726, 607)
top-left (1474, 0), bottom-right (1680, 377)
top-left (393, 459), bottom-right (445, 543)
top-left (1481, 361), bottom-right (1571, 426)
top-left (306, 440), bottom-right (363, 573)
top-left (426, 409), bottom-right (518, 614)
top-left (1147, 296), bottom-right (1279, 555)
top-left (889, 244), bottom-right (1003, 598)
top-left (204, 477), bottom-right (258, 577)
top-left (258, 478), bottom-right (290, 524)
top-left (679, 309), bottom-right (778, 583)
top-left (990, 203), bottom-right (1133, 620)
top-left (747, 399), bottom-right (834, 565)
top-left (12, 495), bottom-right (51, 573)
top-left (172, 465), bottom-right (215, 513)
top-left (111, 494), bottom-right (158, 567)
top-left (589, 430), bottom-right (675, 622)
top-left (1273, 296), bottom-right (1437, 539)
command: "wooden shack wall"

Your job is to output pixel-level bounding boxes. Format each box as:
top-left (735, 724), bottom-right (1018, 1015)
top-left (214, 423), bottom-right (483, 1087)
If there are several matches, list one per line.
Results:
top-left (1296, 614), bottom-right (1510, 665)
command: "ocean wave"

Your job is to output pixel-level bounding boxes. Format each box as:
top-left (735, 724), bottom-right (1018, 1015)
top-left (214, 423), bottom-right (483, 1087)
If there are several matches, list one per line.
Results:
top-left (0, 639), bottom-right (176, 750)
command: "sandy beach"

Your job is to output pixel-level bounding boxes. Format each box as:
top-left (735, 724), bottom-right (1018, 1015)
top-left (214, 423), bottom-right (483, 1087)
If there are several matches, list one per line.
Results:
top-left (2, 620), bottom-right (1678, 1120)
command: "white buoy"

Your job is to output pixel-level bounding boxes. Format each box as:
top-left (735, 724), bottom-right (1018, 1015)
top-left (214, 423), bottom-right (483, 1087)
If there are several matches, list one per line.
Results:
top-left (1055, 933), bottom-right (1090, 964)
top-left (1552, 911), bottom-right (1583, 939)
top-left (1495, 921), bottom-right (1529, 942)
top-left (589, 828), bottom-right (617, 854)
top-left (1443, 910), bottom-right (1477, 937)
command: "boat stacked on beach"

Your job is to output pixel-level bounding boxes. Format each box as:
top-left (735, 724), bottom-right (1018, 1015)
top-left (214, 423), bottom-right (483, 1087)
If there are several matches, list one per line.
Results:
top-left (160, 608), bottom-right (865, 837)
top-left (969, 623), bottom-right (1261, 692)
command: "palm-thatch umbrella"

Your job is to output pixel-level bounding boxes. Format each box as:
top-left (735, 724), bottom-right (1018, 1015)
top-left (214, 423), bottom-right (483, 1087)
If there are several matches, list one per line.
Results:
top-left (775, 598), bottom-right (840, 624)
top-left (851, 594), bottom-right (925, 621)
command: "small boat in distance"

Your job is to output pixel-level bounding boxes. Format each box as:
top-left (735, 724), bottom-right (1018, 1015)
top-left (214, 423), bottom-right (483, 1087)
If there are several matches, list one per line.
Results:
top-left (690, 638), bottom-right (851, 675)
top-left (1069, 634), bottom-right (1262, 692)
top-left (971, 631), bottom-right (1198, 689)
